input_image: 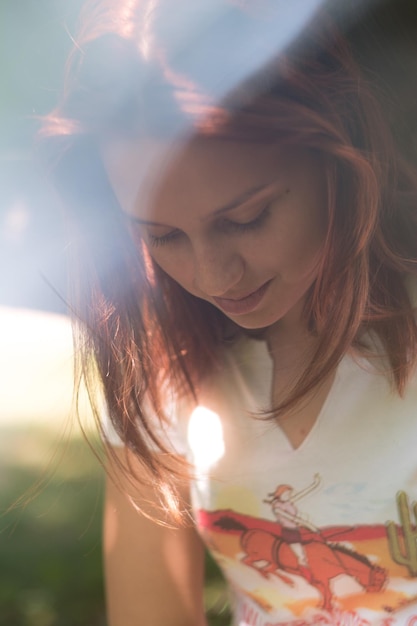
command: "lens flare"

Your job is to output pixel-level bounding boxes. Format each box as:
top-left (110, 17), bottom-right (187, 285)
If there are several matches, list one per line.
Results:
top-left (187, 405), bottom-right (225, 470)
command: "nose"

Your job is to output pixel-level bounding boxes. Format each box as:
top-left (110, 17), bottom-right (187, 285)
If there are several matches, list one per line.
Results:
top-left (192, 240), bottom-right (245, 297)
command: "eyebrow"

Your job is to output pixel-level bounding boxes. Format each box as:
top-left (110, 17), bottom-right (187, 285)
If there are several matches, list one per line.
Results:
top-left (125, 182), bottom-right (271, 227)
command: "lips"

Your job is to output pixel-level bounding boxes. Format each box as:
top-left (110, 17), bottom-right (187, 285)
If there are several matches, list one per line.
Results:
top-left (212, 280), bottom-right (271, 316)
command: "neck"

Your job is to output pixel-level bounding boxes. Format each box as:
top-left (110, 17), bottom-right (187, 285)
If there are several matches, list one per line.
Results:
top-left (266, 297), bottom-right (316, 358)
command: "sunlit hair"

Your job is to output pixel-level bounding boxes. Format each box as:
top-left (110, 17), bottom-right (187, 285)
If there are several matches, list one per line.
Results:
top-left (40, 0), bottom-right (417, 514)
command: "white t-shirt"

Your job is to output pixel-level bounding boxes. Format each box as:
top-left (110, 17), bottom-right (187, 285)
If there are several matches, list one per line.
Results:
top-left (105, 333), bottom-right (417, 625)
top-left (172, 336), bottom-right (417, 626)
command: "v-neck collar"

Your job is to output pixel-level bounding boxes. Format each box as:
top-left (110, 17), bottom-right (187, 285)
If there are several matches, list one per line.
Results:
top-left (233, 335), bottom-right (350, 453)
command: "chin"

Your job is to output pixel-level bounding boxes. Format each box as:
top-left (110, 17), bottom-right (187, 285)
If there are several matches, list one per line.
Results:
top-left (226, 311), bottom-right (282, 331)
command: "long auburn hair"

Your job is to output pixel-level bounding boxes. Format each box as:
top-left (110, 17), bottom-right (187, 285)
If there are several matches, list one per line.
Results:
top-left (41, 0), bottom-right (417, 509)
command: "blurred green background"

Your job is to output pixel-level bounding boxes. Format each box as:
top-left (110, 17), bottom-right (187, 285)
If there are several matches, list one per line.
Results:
top-left (0, 1), bottom-right (416, 625)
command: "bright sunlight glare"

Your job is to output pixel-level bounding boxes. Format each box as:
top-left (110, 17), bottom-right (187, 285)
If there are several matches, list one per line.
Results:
top-left (0, 307), bottom-right (93, 432)
top-left (187, 405), bottom-right (225, 471)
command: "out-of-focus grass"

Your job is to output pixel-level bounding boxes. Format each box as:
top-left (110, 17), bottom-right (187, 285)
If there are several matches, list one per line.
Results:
top-left (205, 555), bottom-right (232, 626)
top-left (0, 428), bottom-right (106, 626)
top-left (0, 427), bottom-right (230, 626)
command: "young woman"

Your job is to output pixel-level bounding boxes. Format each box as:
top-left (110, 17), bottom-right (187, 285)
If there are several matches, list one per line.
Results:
top-left (42, 0), bottom-right (417, 624)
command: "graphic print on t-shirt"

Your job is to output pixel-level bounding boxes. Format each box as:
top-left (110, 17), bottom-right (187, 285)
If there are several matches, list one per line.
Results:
top-left (197, 480), bottom-right (417, 622)
top-left (183, 335), bottom-right (417, 624)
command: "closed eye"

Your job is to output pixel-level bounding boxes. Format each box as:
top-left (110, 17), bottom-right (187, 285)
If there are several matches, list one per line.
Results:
top-left (145, 203), bottom-right (272, 247)
top-left (221, 203), bottom-right (272, 233)
top-left (146, 229), bottom-right (183, 247)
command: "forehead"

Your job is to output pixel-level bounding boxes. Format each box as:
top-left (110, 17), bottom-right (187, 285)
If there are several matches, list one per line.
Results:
top-left (102, 135), bottom-right (294, 220)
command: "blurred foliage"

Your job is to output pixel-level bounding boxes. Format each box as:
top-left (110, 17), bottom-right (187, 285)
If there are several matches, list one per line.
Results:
top-left (0, 0), bottom-right (85, 312)
top-left (205, 553), bottom-right (232, 626)
top-left (0, 430), bottom-right (106, 626)
top-left (0, 429), bottom-right (230, 626)
top-left (0, 0), bottom-right (84, 152)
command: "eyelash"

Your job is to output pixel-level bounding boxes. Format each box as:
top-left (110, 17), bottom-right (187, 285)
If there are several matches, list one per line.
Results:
top-left (147, 230), bottom-right (182, 247)
top-left (147, 203), bottom-right (272, 248)
top-left (223, 204), bottom-right (271, 234)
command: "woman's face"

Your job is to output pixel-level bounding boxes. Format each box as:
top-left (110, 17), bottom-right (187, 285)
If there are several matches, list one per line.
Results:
top-left (107, 137), bottom-right (328, 332)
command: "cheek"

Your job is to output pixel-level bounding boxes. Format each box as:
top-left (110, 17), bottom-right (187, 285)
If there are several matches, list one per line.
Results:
top-left (292, 214), bottom-right (326, 260)
top-left (148, 247), bottom-right (195, 290)
top-left (284, 225), bottom-right (326, 279)
top-left (249, 204), bottom-right (326, 276)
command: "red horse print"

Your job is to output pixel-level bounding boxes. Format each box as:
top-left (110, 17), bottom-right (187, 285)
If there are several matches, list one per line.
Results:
top-left (214, 516), bottom-right (387, 612)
